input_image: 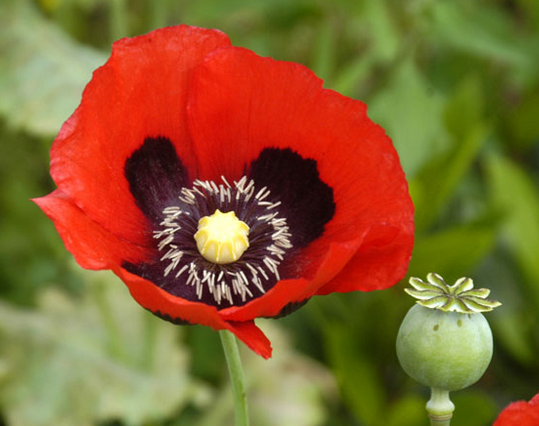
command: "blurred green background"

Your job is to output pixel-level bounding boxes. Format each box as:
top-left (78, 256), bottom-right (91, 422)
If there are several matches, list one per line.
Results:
top-left (1, 0), bottom-right (539, 425)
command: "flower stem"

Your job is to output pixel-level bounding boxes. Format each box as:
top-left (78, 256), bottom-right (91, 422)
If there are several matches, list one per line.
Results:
top-left (219, 330), bottom-right (249, 426)
top-left (426, 388), bottom-right (454, 426)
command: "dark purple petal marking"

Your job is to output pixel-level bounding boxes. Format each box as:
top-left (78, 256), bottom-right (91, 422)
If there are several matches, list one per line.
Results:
top-left (247, 148), bottom-right (335, 248)
top-left (125, 137), bottom-right (189, 224)
top-left (151, 310), bottom-right (193, 326)
top-left (267, 298), bottom-right (311, 319)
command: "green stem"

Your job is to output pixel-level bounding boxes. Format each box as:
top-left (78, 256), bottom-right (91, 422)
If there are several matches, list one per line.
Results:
top-left (219, 330), bottom-right (249, 426)
top-left (426, 388), bottom-right (454, 426)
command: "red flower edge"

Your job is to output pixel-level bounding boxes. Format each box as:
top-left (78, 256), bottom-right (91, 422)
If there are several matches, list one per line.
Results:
top-left (34, 25), bottom-right (414, 358)
top-left (494, 392), bottom-right (539, 426)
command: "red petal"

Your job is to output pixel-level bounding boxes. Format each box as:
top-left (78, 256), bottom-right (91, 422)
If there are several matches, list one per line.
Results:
top-left (220, 236), bottom-right (364, 321)
top-left (316, 221), bottom-right (414, 294)
top-left (226, 320), bottom-right (272, 359)
top-left (113, 264), bottom-right (272, 358)
top-left (187, 46), bottom-right (330, 182)
top-left (51, 26), bottom-right (230, 245)
top-left (188, 46), bottom-right (414, 291)
top-left (33, 190), bottom-right (149, 269)
top-left (494, 393), bottom-right (539, 426)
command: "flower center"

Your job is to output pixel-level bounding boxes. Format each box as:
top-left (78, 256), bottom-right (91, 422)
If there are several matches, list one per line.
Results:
top-left (194, 209), bottom-right (250, 264)
top-left (150, 176), bottom-right (293, 307)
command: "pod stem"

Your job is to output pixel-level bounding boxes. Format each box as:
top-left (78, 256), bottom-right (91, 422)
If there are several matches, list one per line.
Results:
top-left (426, 388), bottom-right (454, 426)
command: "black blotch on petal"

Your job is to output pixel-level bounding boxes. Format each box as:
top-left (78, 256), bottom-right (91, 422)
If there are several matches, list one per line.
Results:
top-left (122, 259), bottom-right (270, 310)
top-left (125, 137), bottom-right (189, 224)
top-left (266, 298), bottom-right (310, 319)
top-left (151, 310), bottom-right (193, 326)
top-left (248, 148), bottom-right (335, 248)
top-left (123, 261), bottom-right (204, 303)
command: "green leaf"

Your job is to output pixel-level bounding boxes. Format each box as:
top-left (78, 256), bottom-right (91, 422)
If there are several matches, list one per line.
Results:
top-left (487, 154), bottom-right (539, 307)
top-left (451, 390), bottom-right (498, 426)
top-left (323, 323), bottom-right (385, 426)
top-left (411, 123), bottom-right (488, 231)
top-left (430, 1), bottom-right (539, 84)
top-left (360, 0), bottom-right (400, 62)
top-left (476, 254), bottom-right (537, 366)
top-left (386, 395), bottom-right (428, 426)
top-left (331, 55), bottom-right (374, 97)
top-left (491, 310), bottom-right (536, 366)
top-left (329, 0), bottom-right (400, 97)
top-left (513, 0), bottom-right (539, 32)
top-left (311, 20), bottom-right (336, 83)
top-left (507, 93), bottom-right (539, 149)
top-left (0, 123), bottom-right (76, 304)
top-left (0, 0), bottom-right (107, 136)
top-left (444, 75), bottom-right (485, 140)
top-left (0, 269), bottom-right (206, 426)
top-left (368, 60), bottom-right (450, 176)
top-left (408, 223), bottom-right (496, 281)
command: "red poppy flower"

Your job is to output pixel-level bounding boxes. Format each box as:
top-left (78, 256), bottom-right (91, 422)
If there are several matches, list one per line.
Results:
top-left (494, 392), bottom-right (539, 426)
top-left (34, 25), bottom-right (414, 359)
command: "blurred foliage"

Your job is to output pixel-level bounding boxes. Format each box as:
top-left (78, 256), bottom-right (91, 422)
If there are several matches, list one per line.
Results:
top-left (1, 0), bottom-right (539, 425)
top-left (0, 269), bottom-right (206, 426)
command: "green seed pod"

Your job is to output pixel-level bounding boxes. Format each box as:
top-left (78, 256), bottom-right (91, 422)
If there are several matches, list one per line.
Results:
top-left (396, 273), bottom-right (501, 426)
top-left (397, 304), bottom-right (493, 391)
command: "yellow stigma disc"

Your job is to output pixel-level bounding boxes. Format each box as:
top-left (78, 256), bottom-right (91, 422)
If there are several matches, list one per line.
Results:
top-left (194, 209), bottom-right (250, 264)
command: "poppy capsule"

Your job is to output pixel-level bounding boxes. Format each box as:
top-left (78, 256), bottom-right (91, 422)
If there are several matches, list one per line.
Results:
top-left (397, 273), bottom-right (501, 423)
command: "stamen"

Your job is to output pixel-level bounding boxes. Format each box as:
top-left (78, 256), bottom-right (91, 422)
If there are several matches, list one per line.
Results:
top-left (221, 175), bottom-right (232, 188)
top-left (255, 186), bottom-right (269, 200)
top-left (257, 266), bottom-right (269, 281)
top-left (175, 264), bottom-right (189, 278)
